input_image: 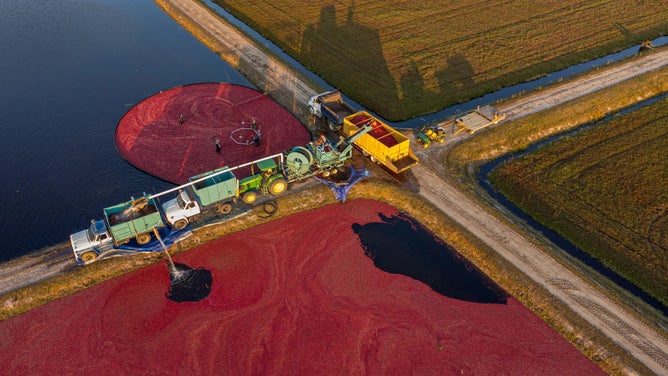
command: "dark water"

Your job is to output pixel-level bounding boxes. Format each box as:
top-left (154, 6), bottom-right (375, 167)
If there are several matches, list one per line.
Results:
top-left (478, 95), bottom-right (668, 315)
top-left (167, 262), bottom-right (212, 302)
top-left (0, 0), bottom-right (251, 261)
top-left (352, 213), bottom-right (508, 304)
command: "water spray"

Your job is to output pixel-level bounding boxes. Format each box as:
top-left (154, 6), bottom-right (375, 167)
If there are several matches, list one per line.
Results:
top-left (152, 228), bottom-right (212, 302)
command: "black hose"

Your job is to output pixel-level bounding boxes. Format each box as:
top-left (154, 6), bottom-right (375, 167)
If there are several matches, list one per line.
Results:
top-left (258, 201), bottom-right (278, 218)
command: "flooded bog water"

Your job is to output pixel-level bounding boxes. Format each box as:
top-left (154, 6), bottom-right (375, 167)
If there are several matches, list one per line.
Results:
top-left (352, 212), bottom-right (508, 304)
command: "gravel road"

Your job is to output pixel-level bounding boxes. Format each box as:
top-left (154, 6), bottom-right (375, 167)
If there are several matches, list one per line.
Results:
top-left (2, 0), bottom-right (666, 373)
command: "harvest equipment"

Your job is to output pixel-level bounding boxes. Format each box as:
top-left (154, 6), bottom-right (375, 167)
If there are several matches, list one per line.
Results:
top-left (416, 126), bottom-right (446, 148)
top-left (308, 90), bottom-right (356, 130)
top-left (342, 111), bottom-right (419, 174)
top-left (70, 194), bottom-right (165, 264)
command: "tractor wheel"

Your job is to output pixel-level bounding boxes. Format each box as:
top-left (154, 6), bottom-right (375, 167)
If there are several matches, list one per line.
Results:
top-left (422, 142), bottom-right (429, 149)
top-left (242, 190), bottom-right (258, 204)
top-left (80, 251), bottom-right (97, 263)
top-left (173, 219), bottom-right (188, 230)
top-left (438, 138), bottom-right (445, 143)
top-left (136, 233), bottom-right (152, 245)
top-left (217, 202), bottom-right (233, 214)
top-left (268, 178), bottom-right (287, 195)
top-left (322, 170), bottom-right (330, 177)
top-left (331, 168), bottom-right (338, 175)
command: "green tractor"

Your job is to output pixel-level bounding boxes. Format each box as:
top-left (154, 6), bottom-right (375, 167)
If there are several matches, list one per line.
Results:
top-left (238, 158), bottom-right (287, 204)
top-left (416, 126), bottom-right (446, 149)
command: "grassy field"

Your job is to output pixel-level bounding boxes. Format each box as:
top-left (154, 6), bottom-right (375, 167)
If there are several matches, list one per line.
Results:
top-left (211, 0), bottom-right (667, 120)
top-left (489, 98), bottom-right (667, 306)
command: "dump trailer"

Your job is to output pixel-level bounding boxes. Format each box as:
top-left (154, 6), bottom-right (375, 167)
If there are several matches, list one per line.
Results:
top-left (342, 111), bottom-right (419, 174)
top-left (103, 195), bottom-right (165, 245)
top-left (162, 167), bottom-right (239, 229)
top-left (70, 195), bottom-right (165, 264)
top-left (308, 90), bottom-right (356, 129)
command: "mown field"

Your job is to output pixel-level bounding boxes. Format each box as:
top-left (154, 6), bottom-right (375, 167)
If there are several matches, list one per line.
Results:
top-left (489, 97), bottom-right (668, 306)
top-left (212, 0), bottom-right (667, 120)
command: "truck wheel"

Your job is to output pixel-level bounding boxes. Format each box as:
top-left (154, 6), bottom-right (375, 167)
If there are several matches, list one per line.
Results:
top-left (268, 178), bottom-right (287, 195)
top-left (80, 252), bottom-right (97, 263)
top-left (242, 190), bottom-right (258, 204)
top-left (136, 233), bottom-right (152, 245)
top-left (370, 155), bottom-right (377, 163)
top-left (362, 150), bottom-right (370, 157)
top-left (308, 105), bottom-right (316, 115)
top-left (173, 219), bottom-right (188, 230)
top-left (217, 202), bottom-right (233, 214)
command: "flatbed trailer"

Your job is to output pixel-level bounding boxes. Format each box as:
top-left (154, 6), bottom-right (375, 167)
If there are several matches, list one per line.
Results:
top-left (452, 105), bottom-right (505, 134)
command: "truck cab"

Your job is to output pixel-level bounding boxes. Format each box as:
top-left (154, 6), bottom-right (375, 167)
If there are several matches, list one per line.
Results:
top-left (307, 93), bottom-right (325, 118)
top-left (70, 219), bottom-right (114, 265)
top-left (162, 189), bottom-right (202, 230)
top-left (308, 90), bottom-right (356, 130)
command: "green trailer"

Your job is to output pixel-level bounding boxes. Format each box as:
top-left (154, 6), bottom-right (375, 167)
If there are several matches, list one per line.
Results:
top-left (190, 167), bottom-right (238, 207)
top-left (103, 195), bottom-right (165, 245)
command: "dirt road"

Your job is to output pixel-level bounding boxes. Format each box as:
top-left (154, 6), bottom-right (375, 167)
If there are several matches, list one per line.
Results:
top-left (155, 0), bottom-right (319, 125)
top-left (1, 0), bottom-right (666, 373)
top-left (497, 49), bottom-right (668, 121)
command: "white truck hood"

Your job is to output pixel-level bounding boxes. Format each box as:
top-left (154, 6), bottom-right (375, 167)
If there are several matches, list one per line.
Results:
top-left (70, 229), bottom-right (96, 253)
top-left (162, 197), bottom-right (182, 222)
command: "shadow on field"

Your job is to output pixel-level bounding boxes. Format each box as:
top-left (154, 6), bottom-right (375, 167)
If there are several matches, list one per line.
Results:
top-left (301, 4), bottom-right (398, 113)
top-left (300, 3), bottom-right (476, 118)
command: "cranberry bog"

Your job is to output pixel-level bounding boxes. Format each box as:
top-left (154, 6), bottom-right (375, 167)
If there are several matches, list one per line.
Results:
top-left (211, 0), bottom-right (667, 120)
top-left (0, 200), bottom-right (603, 375)
top-left (115, 83), bottom-right (311, 184)
top-left (489, 97), bottom-right (668, 308)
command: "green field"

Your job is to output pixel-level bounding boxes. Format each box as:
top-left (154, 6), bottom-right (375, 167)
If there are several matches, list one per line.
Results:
top-left (212, 0), bottom-right (667, 120)
top-left (489, 98), bottom-right (668, 305)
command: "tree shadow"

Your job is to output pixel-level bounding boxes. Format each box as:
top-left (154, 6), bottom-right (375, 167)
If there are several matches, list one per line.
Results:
top-left (300, 3), bottom-right (399, 115)
top-left (435, 53), bottom-right (476, 104)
